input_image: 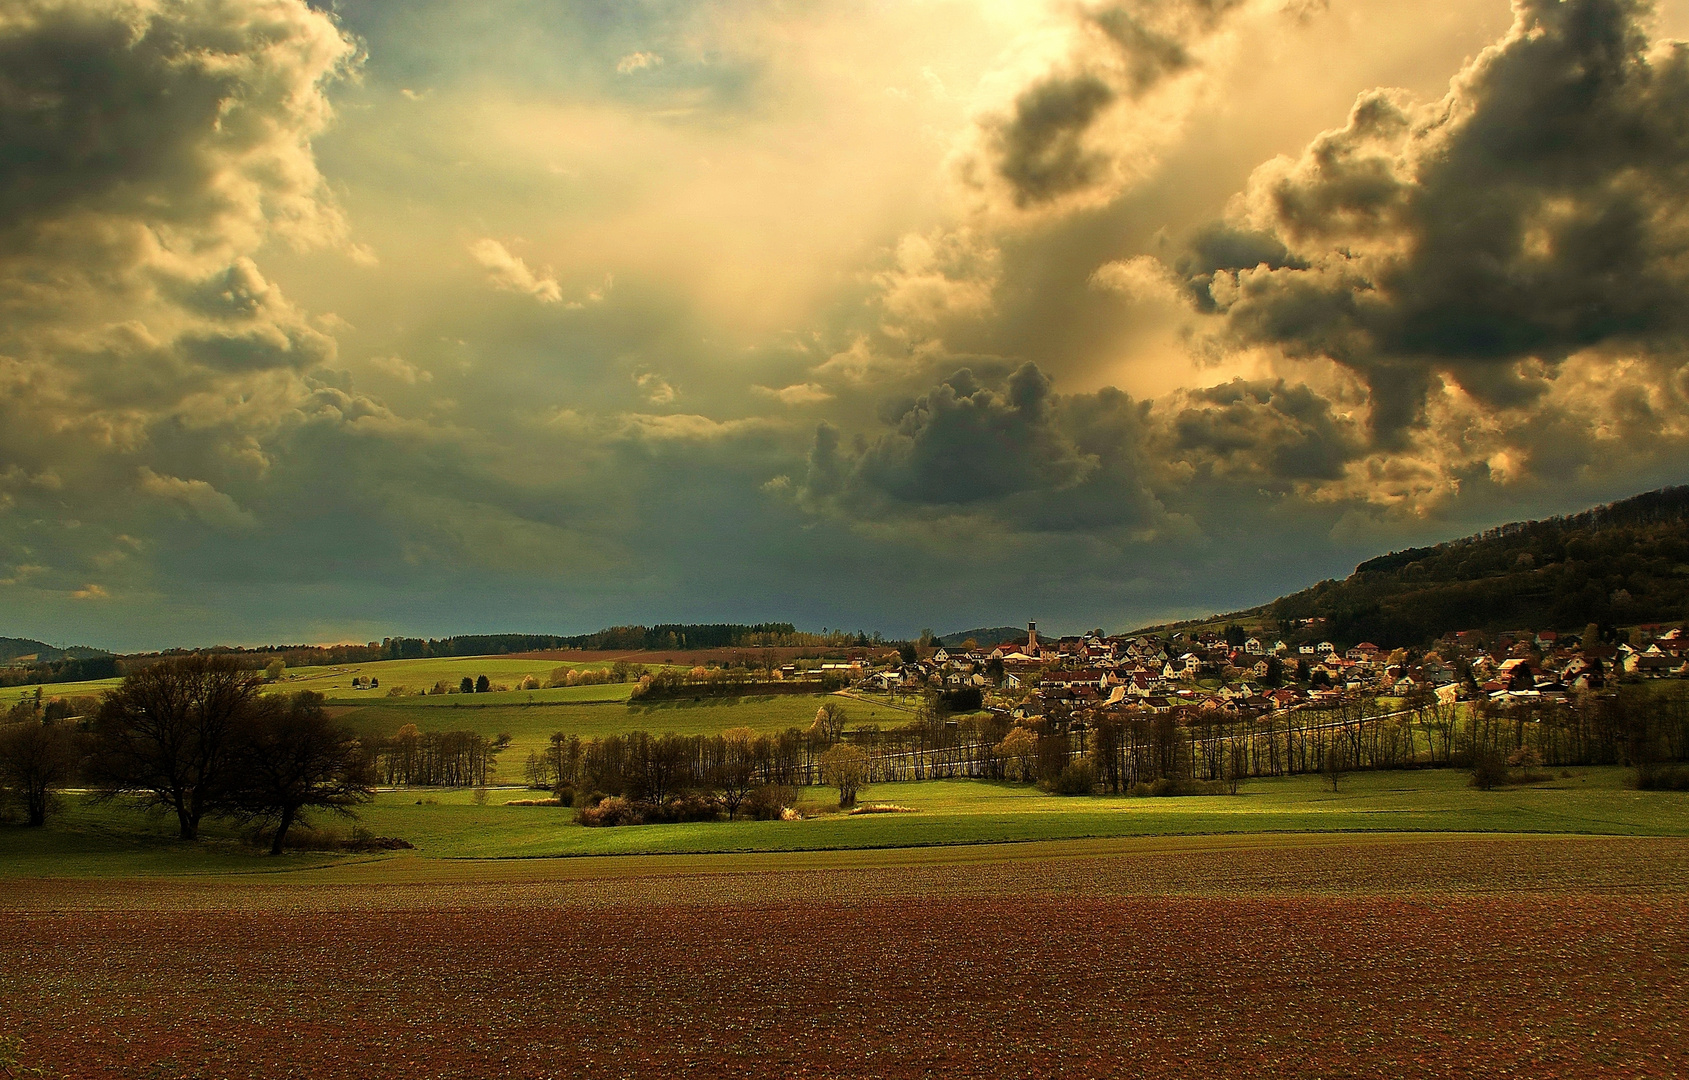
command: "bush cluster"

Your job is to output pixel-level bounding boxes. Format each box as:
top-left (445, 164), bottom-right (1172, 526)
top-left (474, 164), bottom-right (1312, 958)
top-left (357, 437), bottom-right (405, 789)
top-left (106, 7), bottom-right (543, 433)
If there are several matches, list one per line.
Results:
top-left (1636, 763), bottom-right (1689, 790)
top-left (575, 793), bottom-right (725, 827)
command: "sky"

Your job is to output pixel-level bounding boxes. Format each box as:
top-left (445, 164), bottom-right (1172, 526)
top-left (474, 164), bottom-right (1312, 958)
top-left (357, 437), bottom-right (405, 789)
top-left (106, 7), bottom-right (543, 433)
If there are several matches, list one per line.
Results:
top-left (7, 0), bottom-right (1689, 650)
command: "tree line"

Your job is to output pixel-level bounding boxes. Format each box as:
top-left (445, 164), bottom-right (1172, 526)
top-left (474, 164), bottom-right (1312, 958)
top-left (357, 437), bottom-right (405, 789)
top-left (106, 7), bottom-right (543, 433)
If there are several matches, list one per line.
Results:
top-left (521, 705), bottom-right (870, 825)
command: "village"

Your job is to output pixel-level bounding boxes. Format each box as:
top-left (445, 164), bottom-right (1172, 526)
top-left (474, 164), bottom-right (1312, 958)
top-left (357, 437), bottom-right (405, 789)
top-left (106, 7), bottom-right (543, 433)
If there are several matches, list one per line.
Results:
top-left (831, 620), bottom-right (1689, 726)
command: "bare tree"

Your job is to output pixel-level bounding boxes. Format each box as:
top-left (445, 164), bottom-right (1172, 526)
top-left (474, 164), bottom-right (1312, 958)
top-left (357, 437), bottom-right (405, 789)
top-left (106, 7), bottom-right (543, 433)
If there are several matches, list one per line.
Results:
top-left (89, 655), bottom-right (264, 840)
top-left (994, 726), bottom-right (1038, 783)
top-left (716, 727), bottom-right (758, 820)
top-left (820, 744), bottom-right (868, 808)
top-left (225, 691), bottom-right (376, 855)
top-left (811, 700), bottom-right (848, 744)
top-left (0, 718), bottom-right (82, 827)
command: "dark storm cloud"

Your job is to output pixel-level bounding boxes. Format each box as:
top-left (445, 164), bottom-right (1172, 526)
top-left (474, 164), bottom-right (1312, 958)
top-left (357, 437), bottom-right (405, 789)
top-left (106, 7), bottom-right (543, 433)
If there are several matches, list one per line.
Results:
top-left (1173, 223), bottom-right (1305, 312)
top-left (986, 0), bottom-right (1251, 208)
top-left (992, 74), bottom-right (1119, 208)
top-left (0, 0), bottom-right (361, 614)
top-left (1170, 378), bottom-right (1361, 482)
top-left (802, 363), bottom-right (1165, 533)
top-left (1193, 0), bottom-right (1689, 438)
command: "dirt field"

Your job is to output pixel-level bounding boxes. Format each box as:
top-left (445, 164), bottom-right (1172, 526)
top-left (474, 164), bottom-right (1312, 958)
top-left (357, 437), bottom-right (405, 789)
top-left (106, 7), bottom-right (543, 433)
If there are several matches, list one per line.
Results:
top-left (2, 835), bottom-right (1685, 1079)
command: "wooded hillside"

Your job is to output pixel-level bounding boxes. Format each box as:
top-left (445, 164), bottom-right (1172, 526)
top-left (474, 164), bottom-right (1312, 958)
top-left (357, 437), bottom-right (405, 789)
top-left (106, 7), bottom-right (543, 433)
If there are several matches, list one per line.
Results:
top-left (1256, 486), bottom-right (1689, 647)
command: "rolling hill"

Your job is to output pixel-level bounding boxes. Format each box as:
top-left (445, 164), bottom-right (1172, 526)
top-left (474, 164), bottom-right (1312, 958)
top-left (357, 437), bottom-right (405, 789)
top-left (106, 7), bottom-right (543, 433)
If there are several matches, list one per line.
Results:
top-left (1140, 486), bottom-right (1689, 649)
top-left (0, 638), bottom-right (110, 666)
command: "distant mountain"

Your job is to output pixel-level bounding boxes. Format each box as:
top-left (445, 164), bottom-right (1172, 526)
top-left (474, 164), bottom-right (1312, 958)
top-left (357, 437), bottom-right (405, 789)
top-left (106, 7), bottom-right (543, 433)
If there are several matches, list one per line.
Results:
top-left (940, 626), bottom-right (1027, 648)
top-left (1139, 486), bottom-right (1689, 649)
top-left (0, 637), bottom-right (110, 666)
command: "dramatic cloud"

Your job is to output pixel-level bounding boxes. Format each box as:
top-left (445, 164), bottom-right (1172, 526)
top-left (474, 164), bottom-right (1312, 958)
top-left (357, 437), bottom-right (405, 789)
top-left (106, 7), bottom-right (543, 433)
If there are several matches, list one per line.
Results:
top-left (0, 0), bottom-right (364, 616)
top-left (1192, 0), bottom-right (1689, 442)
top-left (959, 0), bottom-right (1256, 213)
top-left (9, 0), bottom-right (1689, 648)
top-left (799, 363), bottom-right (1166, 536)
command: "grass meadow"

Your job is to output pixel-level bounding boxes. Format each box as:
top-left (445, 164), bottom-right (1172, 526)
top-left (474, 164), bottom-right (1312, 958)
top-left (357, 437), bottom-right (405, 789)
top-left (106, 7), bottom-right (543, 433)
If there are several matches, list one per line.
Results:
top-left (0, 653), bottom-right (652, 708)
top-left (5, 766), bottom-right (1686, 879)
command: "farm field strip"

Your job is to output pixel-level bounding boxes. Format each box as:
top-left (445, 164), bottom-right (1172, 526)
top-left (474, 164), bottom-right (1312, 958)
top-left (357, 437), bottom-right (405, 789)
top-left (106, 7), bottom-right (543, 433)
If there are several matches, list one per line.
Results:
top-left (1, 835), bottom-right (1684, 1080)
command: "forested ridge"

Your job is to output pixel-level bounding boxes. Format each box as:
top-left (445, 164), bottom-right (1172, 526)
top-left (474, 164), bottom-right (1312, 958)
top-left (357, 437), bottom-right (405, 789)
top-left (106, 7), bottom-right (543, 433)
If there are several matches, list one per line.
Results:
top-left (1254, 486), bottom-right (1689, 647)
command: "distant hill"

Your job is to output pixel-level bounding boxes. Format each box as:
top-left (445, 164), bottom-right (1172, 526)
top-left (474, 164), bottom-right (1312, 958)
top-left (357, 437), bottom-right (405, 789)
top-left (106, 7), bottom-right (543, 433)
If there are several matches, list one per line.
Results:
top-left (940, 627), bottom-right (1026, 648)
top-left (1139, 486), bottom-right (1689, 649)
top-left (0, 637), bottom-right (110, 666)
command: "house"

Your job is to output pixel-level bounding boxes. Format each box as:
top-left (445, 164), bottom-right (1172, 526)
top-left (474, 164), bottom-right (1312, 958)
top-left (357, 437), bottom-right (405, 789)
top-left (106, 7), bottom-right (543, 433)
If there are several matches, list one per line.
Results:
top-left (1244, 637), bottom-right (1264, 655)
top-left (1317, 641), bottom-right (1336, 655)
top-left (1346, 642), bottom-right (1381, 662)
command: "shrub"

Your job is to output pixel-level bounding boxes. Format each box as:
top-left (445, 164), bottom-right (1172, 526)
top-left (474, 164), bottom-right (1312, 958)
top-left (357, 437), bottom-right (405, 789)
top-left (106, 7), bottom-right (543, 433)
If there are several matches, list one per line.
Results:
top-left (745, 784), bottom-right (796, 820)
top-left (1044, 761), bottom-right (1098, 795)
top-left (1469, 746), bottom-right (1509, 790)
top-left (554, 785), bottom-right (576, 807)
top-left (1636, 764), bottom-right (1689, 791)
top-left (575, 794), bottom-right (723, 826)
top-left (577, 796), bottom-right (644, 827)
top-left (646, 794), bottom-right (723, 824)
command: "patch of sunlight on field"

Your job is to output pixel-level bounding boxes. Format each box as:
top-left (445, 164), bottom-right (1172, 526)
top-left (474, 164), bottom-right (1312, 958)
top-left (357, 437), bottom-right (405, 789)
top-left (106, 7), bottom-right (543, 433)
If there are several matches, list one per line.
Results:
top-left (344, 767), bottom-right (1689, 860)
top-left (8, 767), bottom-right (1686, 877)
top-left (336, 691), bottom-right (844, 783)
top-left (279, 655), bottom-right (597, 696)
top-left (0, 678), bottom-right (122, 706)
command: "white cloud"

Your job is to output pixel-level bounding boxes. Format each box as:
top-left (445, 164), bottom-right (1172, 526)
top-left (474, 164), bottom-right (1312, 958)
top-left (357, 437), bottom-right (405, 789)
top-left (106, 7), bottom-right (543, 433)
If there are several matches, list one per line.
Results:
top-left (1090, 255), bottom-right (1188, 306)
top-left (468, 239), bottom-right (563, 303)
top-left (616, 51), bottom-right (664, 75)
top-left (138, 468), bottom-right (257, 531)
top-left (754, 382), bottom-right (833, 406)
top-left (634, 372), bottom-right (677, 404)
top-left (369, 355), bottom-right (433, 384)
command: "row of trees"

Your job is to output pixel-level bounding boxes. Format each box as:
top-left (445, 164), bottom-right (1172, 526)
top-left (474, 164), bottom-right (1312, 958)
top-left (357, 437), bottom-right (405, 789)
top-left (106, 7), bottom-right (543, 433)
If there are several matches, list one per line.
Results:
top-left (688, 686), bottom-right (1689, 793)
top-left (369, 725), bottom-right (507, 787)
top-left (628, 667), bottom-right (846, 701)
top-left (521, 722), bottom-right (870, 821)
top-left (0, 656), bottom-right (373, 853)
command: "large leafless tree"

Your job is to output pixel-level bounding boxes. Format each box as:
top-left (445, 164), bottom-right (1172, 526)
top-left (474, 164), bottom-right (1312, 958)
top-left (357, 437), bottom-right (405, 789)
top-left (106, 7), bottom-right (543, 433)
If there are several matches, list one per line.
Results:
top-left (89, 655), bottom-right (263, 840)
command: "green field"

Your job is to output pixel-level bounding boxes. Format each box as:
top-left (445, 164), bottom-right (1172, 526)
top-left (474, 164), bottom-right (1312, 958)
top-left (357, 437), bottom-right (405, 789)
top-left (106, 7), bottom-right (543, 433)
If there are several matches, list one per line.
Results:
top-left (0, 676), bottom-right (122, 705)
top-left (0, 654), bottom-right (647, 708)
top-left (333, 689), bottom-right (845, 782)
top-left (280, 655), bottom-right (617, 698)
top-left (5, 766), bottom-right (1685, 879)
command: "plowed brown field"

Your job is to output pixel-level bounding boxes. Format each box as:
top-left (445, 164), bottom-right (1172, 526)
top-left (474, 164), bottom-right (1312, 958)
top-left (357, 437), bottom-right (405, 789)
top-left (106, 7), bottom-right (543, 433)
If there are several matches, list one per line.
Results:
top-left (3, 835), bottom-right (1685, 1079)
